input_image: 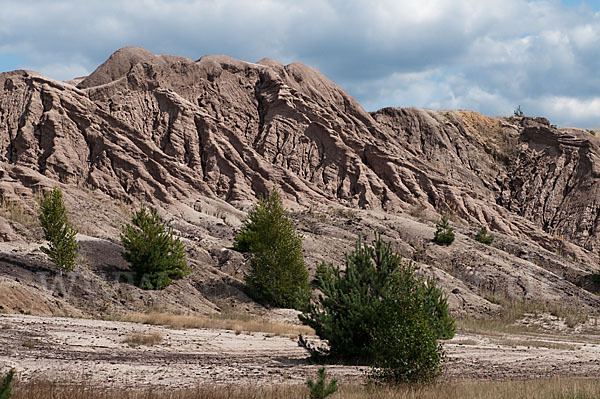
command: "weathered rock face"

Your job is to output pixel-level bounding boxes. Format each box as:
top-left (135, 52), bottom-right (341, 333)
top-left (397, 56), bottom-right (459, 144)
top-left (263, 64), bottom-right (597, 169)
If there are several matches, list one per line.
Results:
top-left (2, 47), bottom-right (600, 317)
top-left (500, 119), bottom-right (600, 251)
top-left (372, 108), bottom-right (600, 253)
top-left (2, 47), bottom-right (597, 245)
top-left (0, 48), bottom-right (404, 211)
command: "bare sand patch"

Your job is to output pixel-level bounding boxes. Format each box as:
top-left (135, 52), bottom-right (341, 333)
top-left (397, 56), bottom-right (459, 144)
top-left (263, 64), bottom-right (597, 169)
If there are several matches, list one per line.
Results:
top-left (2, 314), bottom-right (600, 389)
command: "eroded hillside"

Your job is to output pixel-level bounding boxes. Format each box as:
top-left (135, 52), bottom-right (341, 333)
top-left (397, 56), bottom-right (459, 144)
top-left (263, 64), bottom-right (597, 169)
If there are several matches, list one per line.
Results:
top-left (1, 47), bottom-right (600, 319)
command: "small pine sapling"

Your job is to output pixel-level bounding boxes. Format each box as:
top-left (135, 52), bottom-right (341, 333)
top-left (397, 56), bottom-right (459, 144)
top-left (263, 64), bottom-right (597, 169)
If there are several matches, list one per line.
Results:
top-left (0, 369), bottom-right (14, 399)
top-left (39, 187), bottom-right (78, 272)
top-left (513, 105), bottom-right (524, 117)
top-left (433, 215), bottom-right (455, 245)
top-left (307, 367), bottom-right (338, 399)
top-left (475, 226), bottom-right (494, 245)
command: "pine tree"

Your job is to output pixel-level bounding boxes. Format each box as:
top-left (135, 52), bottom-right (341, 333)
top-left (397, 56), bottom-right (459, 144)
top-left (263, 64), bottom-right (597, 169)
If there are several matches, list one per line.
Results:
top-left (307, 367), bottom-right (338, 399)
top-left (121, 207), bottom-right (189, 290)
top-left (433, 215), bottom-right (455, 245)
top-left (424, 280), bottom-right (456, 340)
top-left (39, 187), bottom-right (78, 273)
top-left (0, 369), bottom-right (14, 399)
top-left (475, 226), bottom-right (494, 245)
top-left (234, 189), bottom-right (311, 310)
top-left (370, 276), bottom-right (446, 383)
top-left (299, 233), bottom-right (454, 383)
top-left (299, 235), bottom-right (397, 360)
top-left (514, 105), bottom-right (524, 117)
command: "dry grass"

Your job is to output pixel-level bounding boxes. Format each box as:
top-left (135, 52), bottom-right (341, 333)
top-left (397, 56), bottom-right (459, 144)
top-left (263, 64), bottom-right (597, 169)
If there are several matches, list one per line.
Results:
top-left (458, 318), bottom-right (533, 336)
top-left (75, 223), bottom-right (97, 237)
top-left (408, 203), bottom-right (427, 219)
top-left (117, 312), bottom-right (314, 337)
top-left (491, 338), bottom-right (580, 351)
top-left (327, 205), bottom-right (357, 220)
top-left (457, 110), bottom-right (519, 163)
top-left (121, 331), bottom-right (163, 347)
top-left (21, 340), bottom-right (36, 349)
top-left (0, 197), bottom-right (38, 229)
top-left (11, 378), bottom-right (600, 399)
top-left (449, 338), bottom-right (478, 346)
top-left (459, 297), bottom-right (591, 335)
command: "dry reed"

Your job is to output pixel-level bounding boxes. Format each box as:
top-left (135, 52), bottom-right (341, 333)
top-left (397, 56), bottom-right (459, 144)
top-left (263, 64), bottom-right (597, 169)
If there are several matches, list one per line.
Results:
top-left (11, 378), bottom-right (600, 399)
top-left (117, 312), bottom-right (314, 337)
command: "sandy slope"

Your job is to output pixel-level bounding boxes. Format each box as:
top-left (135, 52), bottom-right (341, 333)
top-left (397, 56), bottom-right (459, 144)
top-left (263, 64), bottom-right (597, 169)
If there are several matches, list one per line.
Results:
top-left (2, 314), bottom-right (600, 388)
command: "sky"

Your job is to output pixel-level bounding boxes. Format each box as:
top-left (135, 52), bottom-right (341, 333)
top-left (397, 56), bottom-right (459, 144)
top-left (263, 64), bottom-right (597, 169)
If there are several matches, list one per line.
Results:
top-left (1, 0), bottom-right (599, 128)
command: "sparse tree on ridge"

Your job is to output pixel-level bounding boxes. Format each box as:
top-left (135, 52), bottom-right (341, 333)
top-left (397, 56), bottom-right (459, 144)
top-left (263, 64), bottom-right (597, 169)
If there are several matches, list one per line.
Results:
top-left (514, 105), bottom-right (524, 117)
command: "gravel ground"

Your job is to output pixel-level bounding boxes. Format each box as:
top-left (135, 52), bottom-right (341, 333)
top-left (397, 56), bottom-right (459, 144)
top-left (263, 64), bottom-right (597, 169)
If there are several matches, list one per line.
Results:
top-left (2, 314), bottom-right (600, 388)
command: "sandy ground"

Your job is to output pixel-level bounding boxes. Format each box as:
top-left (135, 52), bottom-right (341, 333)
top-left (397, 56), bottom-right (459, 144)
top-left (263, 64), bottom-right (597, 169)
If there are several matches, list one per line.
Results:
top-left (2, 314), bottom-right (600, 388)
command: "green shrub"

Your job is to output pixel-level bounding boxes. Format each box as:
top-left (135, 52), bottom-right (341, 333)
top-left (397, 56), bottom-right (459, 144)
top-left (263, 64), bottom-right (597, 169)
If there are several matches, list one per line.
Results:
top-left (307, 367), bottom-right (338, 399)
top-left (433, 216), bottom-right (454, 245)
top-left (39, 187), bottom-right (78, 272)
top-left (120, 207), bottom-right (189, 290)
top-left (0, 369), bottom-right (14, 399)
top-left (299, 234), bottom-right (454, 383)
top-left (234, 190), bottom-right (311, 310)
top-left (475, 226), bottom-right (494, 245)
top-left (423, 279), bottom-right (455, 340)
top-left (370, 273), bottom-right (445, 383)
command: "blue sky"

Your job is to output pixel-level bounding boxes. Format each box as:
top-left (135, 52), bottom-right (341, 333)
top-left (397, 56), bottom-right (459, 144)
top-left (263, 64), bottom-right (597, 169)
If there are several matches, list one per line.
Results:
top-left (1, 0), bottom-right (599, 128)
top-left (562, 0), bottom-right (600, 8)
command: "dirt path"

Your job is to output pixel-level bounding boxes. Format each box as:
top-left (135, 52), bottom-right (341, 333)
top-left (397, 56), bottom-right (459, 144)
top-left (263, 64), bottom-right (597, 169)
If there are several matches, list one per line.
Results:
top-left (1, 314), bottom-right (600, 388)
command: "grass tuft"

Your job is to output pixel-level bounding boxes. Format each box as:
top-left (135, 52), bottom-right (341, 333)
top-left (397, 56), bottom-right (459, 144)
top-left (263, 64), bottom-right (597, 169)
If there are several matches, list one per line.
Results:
top-left (0, 198), bottom-right (39, 230)
top-left (121, 331), bottom-right (163, 347)
top-left (460, 297), bottom-right (591, 334)
top-left (21, 340), bottom-right (36, 349)
top-left (116, 312), bottom-right (314, 337)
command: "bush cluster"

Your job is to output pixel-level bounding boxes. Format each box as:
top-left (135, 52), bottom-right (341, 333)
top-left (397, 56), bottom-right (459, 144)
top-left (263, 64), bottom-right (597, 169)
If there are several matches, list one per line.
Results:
top-left (34, 185), bottom-right (455, 386)
top-left (37, 188), bottom-right (189, 290)
top-left (299, 234), bottom-right (455, 383)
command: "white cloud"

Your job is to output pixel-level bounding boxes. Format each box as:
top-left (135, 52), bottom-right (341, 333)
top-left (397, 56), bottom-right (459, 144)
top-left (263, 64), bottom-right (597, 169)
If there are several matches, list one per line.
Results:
top-left (0, 0), bottom-right (599, 127)
top-left (537, 96), bottom-right (600, 126)
top-left (30, 63), bottom-right (91, 82)
top-left (572, 24), bottom-right (600, 48)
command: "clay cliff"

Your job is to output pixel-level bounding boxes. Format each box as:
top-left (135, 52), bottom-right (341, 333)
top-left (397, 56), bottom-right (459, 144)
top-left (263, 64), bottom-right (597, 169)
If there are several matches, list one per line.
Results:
top-left (1, 47), bottom-right (600, 318)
